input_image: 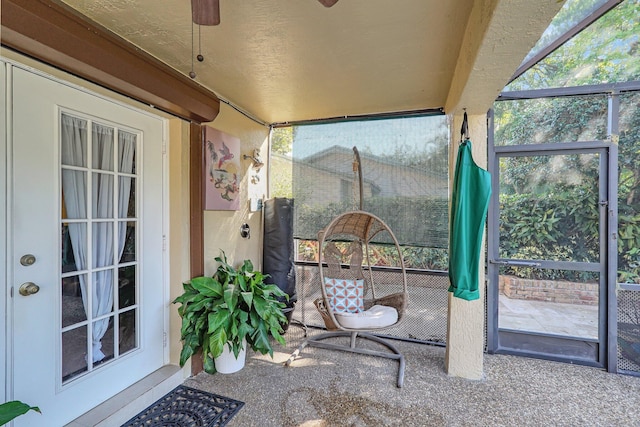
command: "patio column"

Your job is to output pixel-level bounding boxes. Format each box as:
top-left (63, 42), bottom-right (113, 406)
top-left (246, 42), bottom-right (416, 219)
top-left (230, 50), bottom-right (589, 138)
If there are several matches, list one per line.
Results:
top-left (445, 113), bottom-right (487, 380)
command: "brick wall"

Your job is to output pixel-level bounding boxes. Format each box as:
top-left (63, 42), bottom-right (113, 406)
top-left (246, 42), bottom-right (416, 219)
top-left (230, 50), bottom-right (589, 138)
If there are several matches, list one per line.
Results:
top-left (499, 275), bottom-right (598, 305)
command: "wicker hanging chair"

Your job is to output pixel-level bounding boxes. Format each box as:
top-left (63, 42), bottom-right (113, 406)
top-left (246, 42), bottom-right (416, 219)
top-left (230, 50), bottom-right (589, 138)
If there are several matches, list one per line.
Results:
top-left (285, 147), bottom-right (409, 388)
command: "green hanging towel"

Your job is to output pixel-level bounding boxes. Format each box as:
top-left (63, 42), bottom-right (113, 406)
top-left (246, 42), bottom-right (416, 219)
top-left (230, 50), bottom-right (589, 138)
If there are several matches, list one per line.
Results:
top-left (448, 140), bottom-right (491, 301)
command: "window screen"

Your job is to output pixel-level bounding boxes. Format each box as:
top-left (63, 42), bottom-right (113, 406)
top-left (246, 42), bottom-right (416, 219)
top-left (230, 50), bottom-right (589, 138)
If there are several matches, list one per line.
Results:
top-left (289, 115), bottom-right (449, 257)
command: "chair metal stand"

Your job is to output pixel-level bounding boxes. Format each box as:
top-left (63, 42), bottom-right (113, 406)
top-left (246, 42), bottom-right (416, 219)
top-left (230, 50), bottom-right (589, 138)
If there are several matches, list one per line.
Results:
top-left (285, 331), bottom-right (405, 388)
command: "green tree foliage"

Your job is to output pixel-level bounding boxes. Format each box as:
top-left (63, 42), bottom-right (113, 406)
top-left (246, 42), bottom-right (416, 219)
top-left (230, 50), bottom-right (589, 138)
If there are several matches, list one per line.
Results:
top-left (494, 96), bottom-right (607, 148)
top-left (496, 95), bottom-right (640, 282)
top-left (522, 0), bottom-right (607, 66)
top-left (386, 119), bottom-right (449, 178)
top-left (499, 190), bottom-right (600, 281)
top-left (270, 154), bottom-right (293, 198)
top-left (269, 127), bottom-right (294, 198)
top-left (618, 93), bottom-right (640, 283)
top-left (496, 1), bottom-right (640, 283)
top-left (508, 0), bottom-right (640, 90)
top-left (271, 126), bottom-right (293, 155)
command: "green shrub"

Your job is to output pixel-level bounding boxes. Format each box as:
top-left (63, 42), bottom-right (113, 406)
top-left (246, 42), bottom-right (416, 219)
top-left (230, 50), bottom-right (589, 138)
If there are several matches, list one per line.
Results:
top-left (499, 189), bottom-right (640, 283)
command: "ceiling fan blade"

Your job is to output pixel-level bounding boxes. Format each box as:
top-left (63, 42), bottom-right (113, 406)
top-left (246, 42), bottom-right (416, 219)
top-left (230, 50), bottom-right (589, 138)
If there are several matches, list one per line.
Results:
top-left (191, 0), bottom-right (220, 26)
top-left (318, 0), bottom-right (339, 7)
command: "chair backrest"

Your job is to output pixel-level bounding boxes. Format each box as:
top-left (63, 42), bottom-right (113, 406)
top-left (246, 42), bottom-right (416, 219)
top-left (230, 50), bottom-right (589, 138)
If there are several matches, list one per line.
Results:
top-left (317, 211), bottom-right (408, 331)
top-left (323, 240), bottom-right (371, 298)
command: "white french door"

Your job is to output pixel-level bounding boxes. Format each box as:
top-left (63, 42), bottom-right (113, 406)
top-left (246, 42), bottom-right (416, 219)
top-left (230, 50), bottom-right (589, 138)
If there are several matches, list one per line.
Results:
top-left (7, 66), bottom-right (166, 426)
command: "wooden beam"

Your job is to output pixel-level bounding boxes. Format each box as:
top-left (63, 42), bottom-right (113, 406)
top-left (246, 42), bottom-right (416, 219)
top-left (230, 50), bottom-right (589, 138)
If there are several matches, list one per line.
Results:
top-left (189, 123), bottom-right (205, 279)
top-left (1, 0), bottom-right (220, 123)
top-left (189, 122), bottom-right (205, 375)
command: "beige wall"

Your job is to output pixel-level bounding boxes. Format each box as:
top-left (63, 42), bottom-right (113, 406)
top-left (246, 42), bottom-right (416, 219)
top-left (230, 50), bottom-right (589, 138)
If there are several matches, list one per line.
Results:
top-left (167, 118), bottom-right (192, 371)
top-left (203, 105), bottom-right (271, 275)
top-left (168, 104), bottom-right (270, 371)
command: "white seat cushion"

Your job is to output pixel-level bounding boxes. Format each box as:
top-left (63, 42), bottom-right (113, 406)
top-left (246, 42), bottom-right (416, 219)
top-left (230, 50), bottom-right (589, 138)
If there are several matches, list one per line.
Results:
top-left (334, 304), bottom-right (398, 329)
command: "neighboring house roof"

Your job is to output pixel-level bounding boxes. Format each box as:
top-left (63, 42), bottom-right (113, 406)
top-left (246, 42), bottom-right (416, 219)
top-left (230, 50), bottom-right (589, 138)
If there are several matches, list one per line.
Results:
top-left (302, 145), bottom-right (447, 182)
top-left (299, 145), bottom-right (448, 197)
top-left (274, 152), bottom-right (379, 187)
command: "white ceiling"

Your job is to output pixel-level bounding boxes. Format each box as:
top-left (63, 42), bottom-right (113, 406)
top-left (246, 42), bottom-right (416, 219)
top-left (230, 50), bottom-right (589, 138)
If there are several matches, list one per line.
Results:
top-left (60, 0), bottom-right (563, 124)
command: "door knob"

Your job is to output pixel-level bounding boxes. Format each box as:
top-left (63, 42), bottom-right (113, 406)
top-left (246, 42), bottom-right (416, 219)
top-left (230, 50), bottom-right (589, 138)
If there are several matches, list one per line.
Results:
top-left (19, 282), bottom-right (40, 296)
top-left (20, 254), bottom-right (36, 266)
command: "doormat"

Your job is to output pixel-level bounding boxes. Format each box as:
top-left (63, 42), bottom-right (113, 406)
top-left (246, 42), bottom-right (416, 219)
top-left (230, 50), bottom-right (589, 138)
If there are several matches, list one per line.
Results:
top-left (121, 385), bottom-right (244, 427)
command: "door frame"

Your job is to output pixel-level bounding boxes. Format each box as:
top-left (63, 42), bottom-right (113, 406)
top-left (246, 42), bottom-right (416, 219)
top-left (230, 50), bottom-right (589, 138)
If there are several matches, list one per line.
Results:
top-left (2, 57), bottom-right (171, 415)
top-left (486, 103), bottom-right (619, 369)
top-left (1, 60), bottom-right (8, 405)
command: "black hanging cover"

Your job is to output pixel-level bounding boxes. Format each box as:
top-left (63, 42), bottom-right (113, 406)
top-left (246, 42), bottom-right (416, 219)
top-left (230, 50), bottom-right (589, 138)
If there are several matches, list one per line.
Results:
top-left (263, 198), bottom-right (297, 303)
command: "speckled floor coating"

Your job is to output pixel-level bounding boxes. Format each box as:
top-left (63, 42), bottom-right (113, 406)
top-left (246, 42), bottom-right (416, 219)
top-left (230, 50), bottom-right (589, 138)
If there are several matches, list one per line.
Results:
top-left (184, 325), bottom-right (640, 427)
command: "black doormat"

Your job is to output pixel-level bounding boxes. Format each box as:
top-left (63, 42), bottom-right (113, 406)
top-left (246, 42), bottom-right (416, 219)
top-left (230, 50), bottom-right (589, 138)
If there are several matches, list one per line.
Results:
top-left (121, 385), bottom-right (244, 427)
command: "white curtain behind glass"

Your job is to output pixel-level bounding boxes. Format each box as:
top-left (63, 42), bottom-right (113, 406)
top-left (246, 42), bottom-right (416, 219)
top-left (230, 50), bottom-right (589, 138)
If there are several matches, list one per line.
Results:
top-left (91, 123), bottom-right (115, 363)
top-left (118, 131), bottom-right (135, 248)
top-left (61, 115), bottom-right (88, 333)
top-left (61, 114), bottom-right (135, 363)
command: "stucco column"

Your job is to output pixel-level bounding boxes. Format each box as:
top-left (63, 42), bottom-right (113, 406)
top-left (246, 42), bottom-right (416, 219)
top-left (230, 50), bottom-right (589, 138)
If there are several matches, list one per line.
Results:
top-left (445, 113), bottom-right (488, 380)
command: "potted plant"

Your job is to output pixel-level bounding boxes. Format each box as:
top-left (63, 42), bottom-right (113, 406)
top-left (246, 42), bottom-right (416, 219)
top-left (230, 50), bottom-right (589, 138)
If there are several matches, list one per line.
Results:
top-left (173, 251), bottom-right (289, 374)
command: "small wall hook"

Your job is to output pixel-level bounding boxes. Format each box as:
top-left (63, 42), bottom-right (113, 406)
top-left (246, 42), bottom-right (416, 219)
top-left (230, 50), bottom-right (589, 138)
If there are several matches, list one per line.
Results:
top-left (243, 148), bottom-right (264, 170)
top-left (460, 110), bottom-right (469, 142)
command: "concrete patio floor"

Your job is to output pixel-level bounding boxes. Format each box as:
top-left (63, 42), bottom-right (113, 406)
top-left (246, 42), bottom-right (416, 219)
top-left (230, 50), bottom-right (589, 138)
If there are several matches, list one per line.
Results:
top-left (499, 294), bottom-right (599, 339)
top-left (184, 323), bottom-right (640, 426)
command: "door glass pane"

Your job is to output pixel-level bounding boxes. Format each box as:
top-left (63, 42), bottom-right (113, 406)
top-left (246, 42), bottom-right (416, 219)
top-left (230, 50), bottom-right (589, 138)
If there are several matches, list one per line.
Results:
top-left (92, 222), bottom-right (114, 268)
top-left (119, 177), bottom-right (135, 218)
top-left (92, 172), bottom-right (114, 218)
top-left (62, 326), bottom-right (88, 382)
top-left (61, 114), bottom-right (87, 167)
top-left (119, 131), bottom-right (136, 175)
top-left (92, 270), bottom-right (115, 317)
top-left (618, 92), bottom-right (640, 285)
top-left (119, 309), bottom-right (137, 355)
top-left (92, 124), bottom-right (114, 171)
top-left (62, 275), bottom-right (87, 328)
top-left (499, 153), bottom-right (600, 262)
top-left (494, 95), bottom-right (607, 146)
top-left (94, 317), bottom-right (114, 367)
top-left (61, 170), bottom-right (87, 219)
top-left (118, 266), bottom-right (136, 308)
top-left (62, 223), bottom-right (85, 272)
top-left (119, 221), bottom-right (136, 263)
top-left (498, 266), bottom-right (599, 339)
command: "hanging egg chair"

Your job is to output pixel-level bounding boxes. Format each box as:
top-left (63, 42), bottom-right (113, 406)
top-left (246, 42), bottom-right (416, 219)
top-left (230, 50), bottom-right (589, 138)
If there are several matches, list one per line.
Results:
top-left (286, 147), bottom-right (409, 388)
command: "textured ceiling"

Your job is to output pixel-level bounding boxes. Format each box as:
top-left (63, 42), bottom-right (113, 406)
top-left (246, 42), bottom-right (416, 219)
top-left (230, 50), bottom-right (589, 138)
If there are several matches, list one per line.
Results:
top-left (60, 0), bottom-right (561, 124)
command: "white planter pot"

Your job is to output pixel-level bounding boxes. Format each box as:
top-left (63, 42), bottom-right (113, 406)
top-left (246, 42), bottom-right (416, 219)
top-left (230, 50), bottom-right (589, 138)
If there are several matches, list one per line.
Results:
top-left (214, 339), bottom-right (247, 374)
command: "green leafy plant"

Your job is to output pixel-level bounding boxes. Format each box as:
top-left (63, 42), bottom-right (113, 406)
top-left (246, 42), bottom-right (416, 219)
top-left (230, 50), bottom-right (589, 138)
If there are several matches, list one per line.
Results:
top-left (0, 401), bottom-right (40, 426)
top-left (173, 251), bottom-right (289, 374)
